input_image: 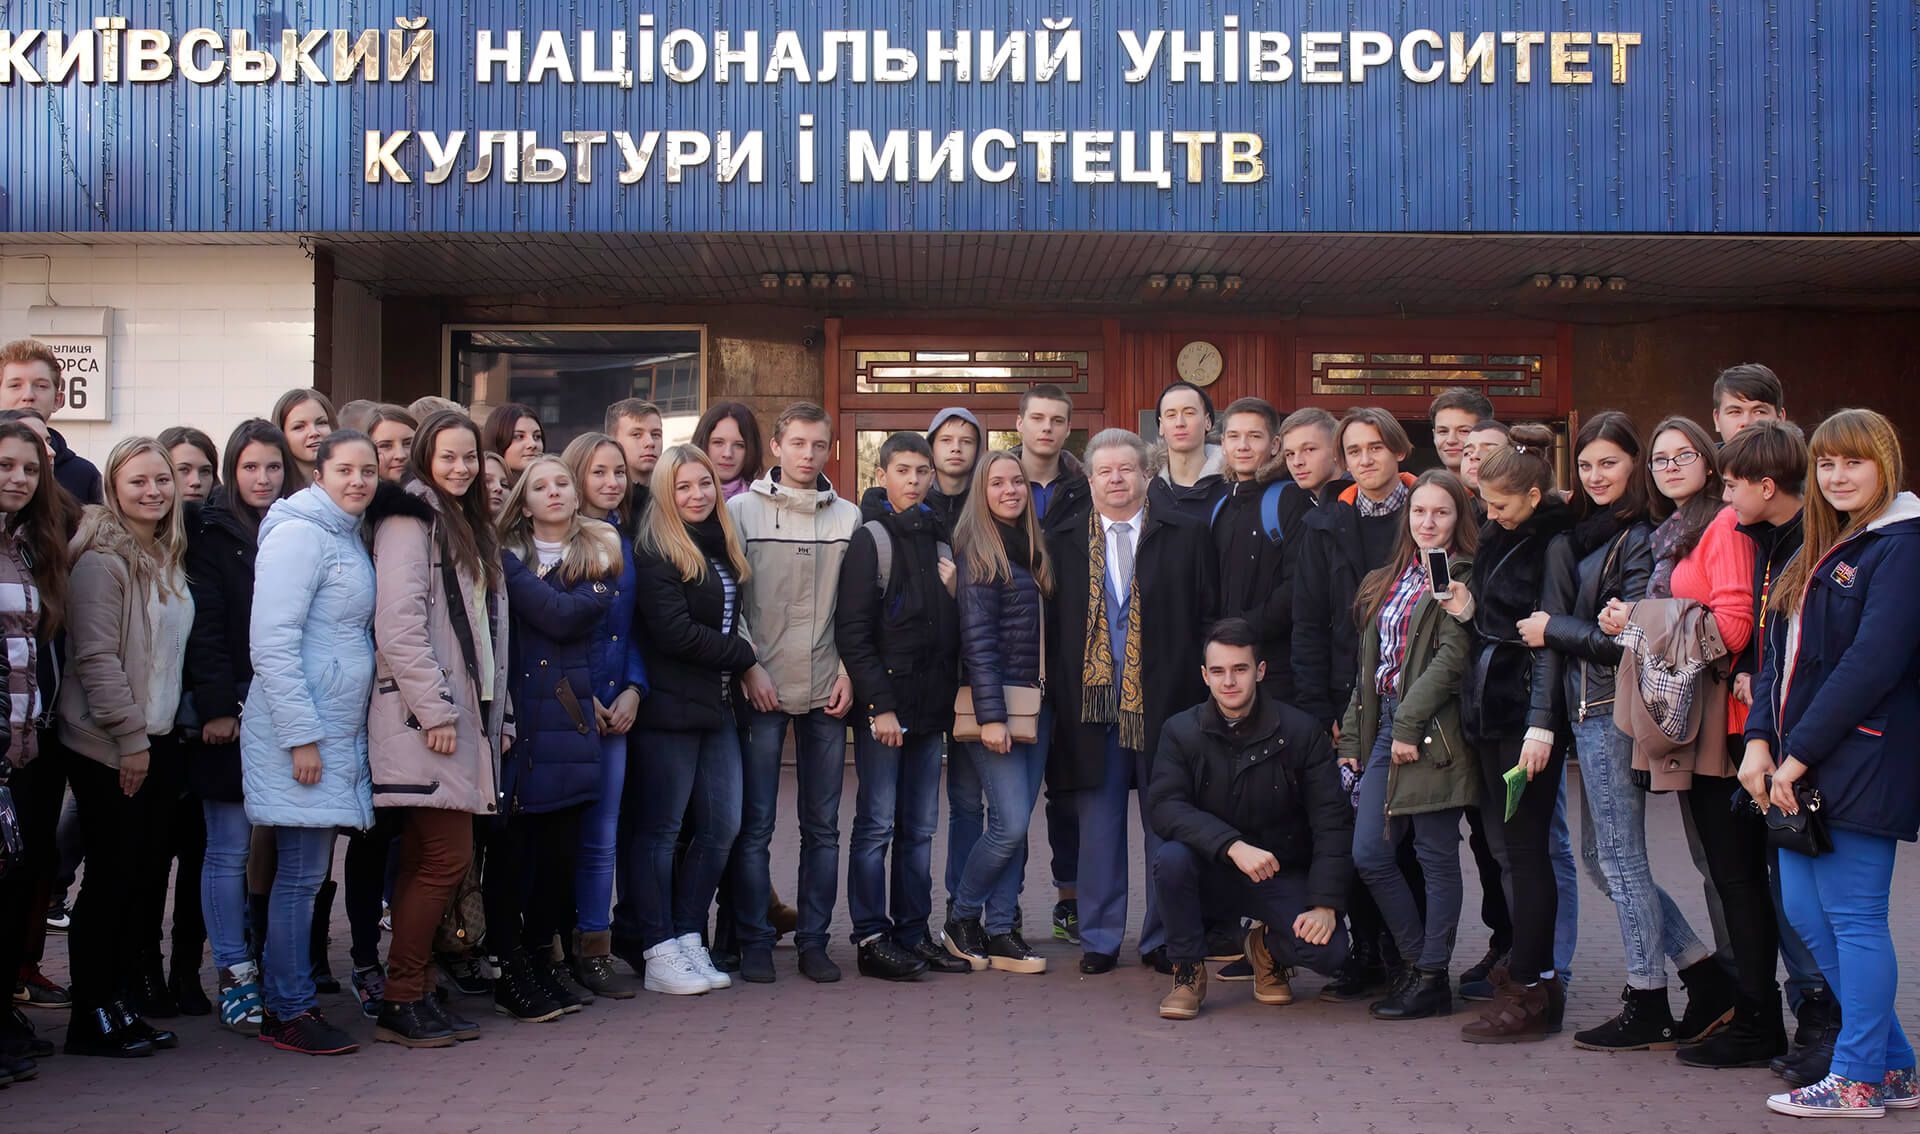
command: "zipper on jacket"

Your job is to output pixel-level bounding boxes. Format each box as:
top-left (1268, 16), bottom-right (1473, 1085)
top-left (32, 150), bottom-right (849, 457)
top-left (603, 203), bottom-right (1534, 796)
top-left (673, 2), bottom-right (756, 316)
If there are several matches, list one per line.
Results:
top-left (372, 780), bottom-right (441, 795)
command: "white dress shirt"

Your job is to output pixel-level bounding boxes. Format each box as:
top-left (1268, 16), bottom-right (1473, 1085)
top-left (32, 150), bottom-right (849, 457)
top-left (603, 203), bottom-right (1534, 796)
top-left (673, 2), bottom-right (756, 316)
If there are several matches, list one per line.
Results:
top-left (1100, 509), bottom-right (1144, 600)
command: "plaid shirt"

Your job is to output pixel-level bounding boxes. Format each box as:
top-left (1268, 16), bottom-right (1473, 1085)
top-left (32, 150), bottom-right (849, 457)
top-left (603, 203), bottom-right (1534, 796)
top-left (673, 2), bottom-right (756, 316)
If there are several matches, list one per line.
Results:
top-left (1355, 480), bottom-right (1411, 518)
top-left (1375, 561), bottom-right (1427, 696)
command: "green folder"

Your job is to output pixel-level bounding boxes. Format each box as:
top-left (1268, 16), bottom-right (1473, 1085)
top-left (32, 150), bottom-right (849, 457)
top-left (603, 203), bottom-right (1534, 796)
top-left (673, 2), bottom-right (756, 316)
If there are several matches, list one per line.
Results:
top-left (1503, 761), bottom-right (1529, 822)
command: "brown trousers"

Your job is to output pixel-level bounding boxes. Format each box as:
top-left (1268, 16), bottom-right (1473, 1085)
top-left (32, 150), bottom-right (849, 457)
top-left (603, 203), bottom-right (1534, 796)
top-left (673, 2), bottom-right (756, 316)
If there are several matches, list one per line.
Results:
top-left (383, 807), bottom-right (475, 1002)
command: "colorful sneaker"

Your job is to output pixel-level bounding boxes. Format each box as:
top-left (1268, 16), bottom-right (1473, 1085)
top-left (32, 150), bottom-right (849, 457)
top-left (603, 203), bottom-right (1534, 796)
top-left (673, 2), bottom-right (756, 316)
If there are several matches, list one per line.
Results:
top-left (218, 963), bottom-right (266, 1036)
top-left (1883, 1068), bottom-right (1919, 1110)
top-left (351, 964), bottom-right (387, 1021)
top-left (14, 966), bottom-right (70, 1009)
top-left (260, 1009), bottom-right (358, 1056)
top-left (1767, 1073), bottom-right (1886, 1119)
top-left (1051, 900), bottom-right (1080, 945)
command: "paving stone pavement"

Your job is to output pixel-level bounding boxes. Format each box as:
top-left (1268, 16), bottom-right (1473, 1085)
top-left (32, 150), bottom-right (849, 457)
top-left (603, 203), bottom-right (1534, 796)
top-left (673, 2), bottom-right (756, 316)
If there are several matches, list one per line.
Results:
top-left (8, 764), bottom-right (1917, 1134)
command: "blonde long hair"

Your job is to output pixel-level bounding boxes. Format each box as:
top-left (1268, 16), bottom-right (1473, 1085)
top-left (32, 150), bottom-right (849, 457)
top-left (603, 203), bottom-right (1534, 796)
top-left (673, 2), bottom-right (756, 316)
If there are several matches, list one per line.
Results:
top-left (952, 450), bottom-right (1054, 596)
top-left (1773, 408), bottom-right (1906, 614)
top-left (637, 444), bottom-right (750, 585)
top-left (88, 436), bottom-right (188, 599)
top-left (496, 455), bottom-right (622, 585)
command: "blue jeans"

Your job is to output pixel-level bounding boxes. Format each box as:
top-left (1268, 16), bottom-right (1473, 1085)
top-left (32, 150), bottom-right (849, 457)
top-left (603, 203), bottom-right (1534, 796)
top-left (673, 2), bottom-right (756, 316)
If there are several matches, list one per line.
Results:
top-left (1572, 716), bottom-right (1711, 988)
top-left (943, 738), bottom-right (984, 904)
top-left (200, 800), bottom-right (253, 972)
top-left (1075, 729), bottom-right (1163, 958)
top-left (951, 707), bottom-right (1052, 935)
top-left (632, 717), bottom-right (744, 950)
top-left (1551, 777), bottom-right (1577, 977)
top-left (574, 732), bottom-right (627, 935)
top-left (1772, 847), bottom-right (1826, 1009)
top-left (735, 708), bottom-right (847, 952)
top-left (848, 727), bottom-right (944, 946)
top-left (1351, 700), bottom-right (1465, 970)
top-left (263, 825), bottom-right (336, 1018)
top-left (1779, 829), bottom-right (1916, 1083)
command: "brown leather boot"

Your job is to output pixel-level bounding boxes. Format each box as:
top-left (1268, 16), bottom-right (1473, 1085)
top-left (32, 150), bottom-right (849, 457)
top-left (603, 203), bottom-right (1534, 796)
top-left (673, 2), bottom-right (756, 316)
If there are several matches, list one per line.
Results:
top-left (769, 889), bottom-right (800, 940)
top-left (570, 930), bottom-right (637, 1000)
top-left (1461, 976), bottom-right (1563, 1043)
top-left (1244, 928), bottom-right (1294, 1006)
top-left (1159, 963), bottom-right (1207, 1020)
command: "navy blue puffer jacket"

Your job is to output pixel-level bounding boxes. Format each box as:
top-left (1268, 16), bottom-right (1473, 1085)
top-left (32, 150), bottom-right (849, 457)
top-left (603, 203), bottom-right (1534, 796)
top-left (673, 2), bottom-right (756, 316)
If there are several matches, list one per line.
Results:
top-left (956, 528), bottom-right (1045, 726)
top-left (502, 548), bottom-right (615, 814)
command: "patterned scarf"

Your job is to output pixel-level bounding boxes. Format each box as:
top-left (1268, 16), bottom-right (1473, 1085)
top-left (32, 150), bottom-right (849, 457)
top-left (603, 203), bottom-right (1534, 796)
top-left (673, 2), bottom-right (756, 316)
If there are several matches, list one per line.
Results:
top-left (1081, 509), bottom-right (1147, 751)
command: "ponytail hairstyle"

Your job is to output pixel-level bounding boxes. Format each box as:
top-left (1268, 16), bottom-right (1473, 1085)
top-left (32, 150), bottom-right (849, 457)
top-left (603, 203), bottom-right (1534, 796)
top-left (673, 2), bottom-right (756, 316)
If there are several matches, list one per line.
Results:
top-left (1477, 422), bottom-right (1559, 500)
top-left (219, 418), bottom-right (299, 539)
top-left (1571, 411), bottom-right (1653, 523)
top-left (406, 410), bottom-right (501, 591)
top-left (1646, 415), bottom-right (1725, 564)
top-left (636, 444), bottom-right (750, 585)
top-left (0, 421), bottom-right (69, 634)
top-left (496, 454), bottom-right (622, 585)
top-left (1773, 408), bottom-right (1906, 614)
top-left (953, 450), bottom-right (1055, 598)
top-left (1354, 469), bottom-right (1479, 628)
top-left (95, 435), bottom-right (189, 599)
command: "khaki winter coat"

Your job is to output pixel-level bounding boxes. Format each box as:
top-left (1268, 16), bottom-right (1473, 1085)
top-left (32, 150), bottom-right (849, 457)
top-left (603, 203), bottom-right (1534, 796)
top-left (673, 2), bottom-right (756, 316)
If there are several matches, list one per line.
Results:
top-left (58, 508), bottom-right (176, 768)
top-left (366, 481), bottom-right (512, 814)
top-left (727, 471), bottom-right (860, 714)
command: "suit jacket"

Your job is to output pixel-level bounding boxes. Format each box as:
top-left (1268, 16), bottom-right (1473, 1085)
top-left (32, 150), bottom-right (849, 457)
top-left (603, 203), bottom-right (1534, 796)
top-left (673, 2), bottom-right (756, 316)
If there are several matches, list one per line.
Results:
top-left (1045, 504), bottom-right (1218, 792)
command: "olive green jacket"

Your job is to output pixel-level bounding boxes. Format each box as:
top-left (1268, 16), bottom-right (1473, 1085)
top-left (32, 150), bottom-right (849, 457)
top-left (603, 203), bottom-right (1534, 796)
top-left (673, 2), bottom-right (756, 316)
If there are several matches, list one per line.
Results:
top-left (1336, 557), bottom-right (1479, 816)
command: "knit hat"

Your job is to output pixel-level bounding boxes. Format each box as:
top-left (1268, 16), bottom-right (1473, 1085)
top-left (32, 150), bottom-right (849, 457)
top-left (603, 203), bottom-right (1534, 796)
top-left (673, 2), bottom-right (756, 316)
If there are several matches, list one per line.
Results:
top-left (926, 406), bottom-right (983, 445)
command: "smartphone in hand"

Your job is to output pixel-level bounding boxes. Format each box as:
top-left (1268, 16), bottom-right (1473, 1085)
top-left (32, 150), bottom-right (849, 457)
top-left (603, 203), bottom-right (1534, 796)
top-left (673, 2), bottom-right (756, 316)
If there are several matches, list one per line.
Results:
top-left (1424, 547), bottom-right (1451, 597)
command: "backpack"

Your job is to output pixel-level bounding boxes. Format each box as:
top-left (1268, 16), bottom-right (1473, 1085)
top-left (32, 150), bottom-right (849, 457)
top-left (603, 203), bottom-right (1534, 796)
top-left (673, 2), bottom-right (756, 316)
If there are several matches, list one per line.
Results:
top-left (864, 519), bottom-right (951, 593)
top-left (1210, 480), bottom-right (1291, 545)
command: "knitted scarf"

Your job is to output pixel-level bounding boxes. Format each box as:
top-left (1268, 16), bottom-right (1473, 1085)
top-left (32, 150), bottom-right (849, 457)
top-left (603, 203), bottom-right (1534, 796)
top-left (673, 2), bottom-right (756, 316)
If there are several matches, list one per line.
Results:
top-left (1081, 508), bottom-right (1146, 751)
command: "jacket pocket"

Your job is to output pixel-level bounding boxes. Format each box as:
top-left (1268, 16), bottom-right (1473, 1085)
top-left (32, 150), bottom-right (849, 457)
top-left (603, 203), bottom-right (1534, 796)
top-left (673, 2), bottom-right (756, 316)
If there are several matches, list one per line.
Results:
top-left (1421, 719), bottom-right (1458, 769)
top-left (372, 780), bottom-right (441, 795)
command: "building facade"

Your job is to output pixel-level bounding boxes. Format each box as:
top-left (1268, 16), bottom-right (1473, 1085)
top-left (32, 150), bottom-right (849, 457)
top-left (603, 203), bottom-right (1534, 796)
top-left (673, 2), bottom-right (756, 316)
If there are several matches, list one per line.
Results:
top-left (3, 1), bottom-right (1916, 478)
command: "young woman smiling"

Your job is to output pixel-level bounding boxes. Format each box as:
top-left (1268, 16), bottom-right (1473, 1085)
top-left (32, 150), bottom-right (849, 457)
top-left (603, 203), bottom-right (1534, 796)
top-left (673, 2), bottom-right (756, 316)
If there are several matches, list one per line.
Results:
top-left (242, 430), bottom-right (381, 1057)
top-left (494, 455), bottom-right (621, 1017)
top-left (482, 402), bottom-right (545, 483)
top-left (1339, 470), bottom-right (1479, 1022)
top-left (271, 388), bottom-right (336, 488)
top-left (365, 411), bottom-right (510, 1044)
top-left (1529, 412), bottom-right (1731, 1052)
top-left (560, 433), bottom-right (646, 999)
top-left (58, 437), bottom-right (193, 1058)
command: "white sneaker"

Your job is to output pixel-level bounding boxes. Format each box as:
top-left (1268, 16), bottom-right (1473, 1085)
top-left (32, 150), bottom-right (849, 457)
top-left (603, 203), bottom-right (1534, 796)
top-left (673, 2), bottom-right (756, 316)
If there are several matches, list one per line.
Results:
top-left (675, 933), bottom-right (732, 990)
top-left (641, 940), bottom-right (709, 996)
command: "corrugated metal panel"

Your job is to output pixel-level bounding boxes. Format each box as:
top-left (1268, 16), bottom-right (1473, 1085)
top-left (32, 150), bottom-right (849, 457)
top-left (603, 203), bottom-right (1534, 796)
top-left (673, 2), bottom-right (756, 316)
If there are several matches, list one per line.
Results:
top-left (9, 1), bottom-right (1903, 236)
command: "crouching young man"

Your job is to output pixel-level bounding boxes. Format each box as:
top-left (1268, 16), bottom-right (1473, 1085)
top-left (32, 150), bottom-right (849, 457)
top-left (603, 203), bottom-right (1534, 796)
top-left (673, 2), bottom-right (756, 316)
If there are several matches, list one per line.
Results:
top-left (1147, 619), bottom-right (1354, 1019)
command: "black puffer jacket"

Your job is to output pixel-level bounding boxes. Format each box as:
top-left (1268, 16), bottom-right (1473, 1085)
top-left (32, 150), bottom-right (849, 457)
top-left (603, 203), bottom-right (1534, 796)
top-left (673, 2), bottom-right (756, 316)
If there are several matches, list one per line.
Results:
top-left (1213, 476), bottom-right (1334, 703)
top-left (1540, 513), bottom-right (1654, 724)
top-left (1290, 477), bottom-right (1405, 727)
top-left (956, 521), bottom-right (1046, 725)
top-left (835, 504), bottom-right (960, 734)
top-left (183, 489), bottom-right (261, 801)
top-left (1468, 497), bottom-right (1575, 740)
top-left (1147, 696), bottom-right (1354, 910)
top-left (632, 527), bottom-right (758, 733)
top-left (1010, 446), bottom-right (1092, 540)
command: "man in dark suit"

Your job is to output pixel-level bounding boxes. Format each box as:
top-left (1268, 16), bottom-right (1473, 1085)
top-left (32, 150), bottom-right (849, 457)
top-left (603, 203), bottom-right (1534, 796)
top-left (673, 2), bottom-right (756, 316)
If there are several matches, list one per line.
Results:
top-left (1047, 428), bottom-right (1218, 975)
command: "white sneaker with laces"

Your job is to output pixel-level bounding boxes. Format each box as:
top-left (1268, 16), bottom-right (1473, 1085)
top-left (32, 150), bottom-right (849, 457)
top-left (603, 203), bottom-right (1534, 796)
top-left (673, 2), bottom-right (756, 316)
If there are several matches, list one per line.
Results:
top-left (675, 933), bottom-right (732, 990)
top-left (641, 940), bottom-right (709, 996)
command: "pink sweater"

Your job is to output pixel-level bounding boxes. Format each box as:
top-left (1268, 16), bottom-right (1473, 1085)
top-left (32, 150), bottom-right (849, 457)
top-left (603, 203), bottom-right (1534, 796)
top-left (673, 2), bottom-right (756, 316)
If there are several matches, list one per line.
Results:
top-left (1668, 506), bottom-right (1757, 735)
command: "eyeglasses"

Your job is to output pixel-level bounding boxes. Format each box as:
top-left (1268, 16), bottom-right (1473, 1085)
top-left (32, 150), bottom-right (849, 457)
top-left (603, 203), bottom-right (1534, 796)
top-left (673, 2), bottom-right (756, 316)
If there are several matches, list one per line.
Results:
top-left (1649, 450), bottom-right (1702, 473)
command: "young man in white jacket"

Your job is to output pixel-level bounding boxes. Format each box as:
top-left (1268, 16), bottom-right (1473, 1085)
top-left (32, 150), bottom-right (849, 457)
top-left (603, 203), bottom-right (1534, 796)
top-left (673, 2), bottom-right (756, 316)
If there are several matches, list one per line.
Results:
top-left (724, 402), bottom-right (862, 984)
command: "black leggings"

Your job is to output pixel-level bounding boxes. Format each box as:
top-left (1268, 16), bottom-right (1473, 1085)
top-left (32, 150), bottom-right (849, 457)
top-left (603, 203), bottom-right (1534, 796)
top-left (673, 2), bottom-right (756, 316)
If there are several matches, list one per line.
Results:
top-left (65, 733), bottom-right (184, 1006)
top-left (1685, 764), bottom-right (1779, 1004)
top-left (1475, 736), bottom-right (1566, 980)
top-left (167, 789), bottom-right (206, 972)
top-left (1465, 807), bottom-right (1514, 952)
top-left (0, 753), bottom-right (66, 999)
top-left (344, 810), bottom-right (404, 969)
top-left (483, 806), bottom-right (585, 960)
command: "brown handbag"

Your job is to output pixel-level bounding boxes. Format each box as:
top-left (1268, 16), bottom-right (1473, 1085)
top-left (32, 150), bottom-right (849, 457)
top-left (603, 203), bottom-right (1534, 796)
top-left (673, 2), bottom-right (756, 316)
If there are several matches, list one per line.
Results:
top-left (952, 600), bottom-right (1045, 745)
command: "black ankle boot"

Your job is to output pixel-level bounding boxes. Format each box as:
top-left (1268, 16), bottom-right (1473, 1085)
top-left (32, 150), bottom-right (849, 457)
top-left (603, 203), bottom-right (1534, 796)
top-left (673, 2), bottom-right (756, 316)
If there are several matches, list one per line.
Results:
top-left (1574, 986), bottom-right (1679, 1051)
top-left (1779, 985), bottom-right (1836, 1071)
top-left (1675, 957), bottom-right (1737, 1043)
top-left (1370, 966), bottom-right (1452, 1020)
top-left (134, 956), bottom-right (178, 1019)
top-left (1781, 1004), bottom-right (1842, 1086)
top-left (63, 1003), bottom-right (154, 1059)
top-left (113, 998), bottom-right (178, 1050)
top-left (1319, 941), bottom-right (1388, 1003)
top-left (1677, 990), bottom-right (1789, 1069)
top-left (170, 965), bottom-right (212, 1017)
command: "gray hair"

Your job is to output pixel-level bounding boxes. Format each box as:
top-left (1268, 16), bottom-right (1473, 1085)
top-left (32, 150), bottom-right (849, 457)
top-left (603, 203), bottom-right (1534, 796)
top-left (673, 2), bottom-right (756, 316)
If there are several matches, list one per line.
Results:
top-left (1084, 428), bottom-right (1151, 469)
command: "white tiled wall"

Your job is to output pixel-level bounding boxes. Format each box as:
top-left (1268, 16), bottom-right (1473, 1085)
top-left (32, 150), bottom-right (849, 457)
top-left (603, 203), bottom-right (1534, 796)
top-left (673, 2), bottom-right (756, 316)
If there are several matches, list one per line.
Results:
top-left (0, 243), bottom-right (315, 470)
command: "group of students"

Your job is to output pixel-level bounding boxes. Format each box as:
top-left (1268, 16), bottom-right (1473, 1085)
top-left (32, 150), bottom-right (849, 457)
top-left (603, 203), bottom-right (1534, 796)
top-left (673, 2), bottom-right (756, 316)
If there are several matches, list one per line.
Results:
top-left (0, 340), bottom-right (1912, 1120)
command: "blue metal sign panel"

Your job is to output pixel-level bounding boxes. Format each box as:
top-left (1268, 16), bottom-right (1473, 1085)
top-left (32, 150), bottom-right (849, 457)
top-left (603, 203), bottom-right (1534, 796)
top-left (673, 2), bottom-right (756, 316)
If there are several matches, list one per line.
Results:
top-left (0, 1), bottom-right (1914, 234)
